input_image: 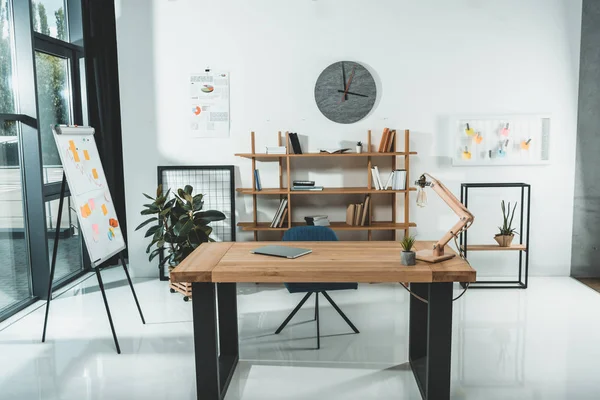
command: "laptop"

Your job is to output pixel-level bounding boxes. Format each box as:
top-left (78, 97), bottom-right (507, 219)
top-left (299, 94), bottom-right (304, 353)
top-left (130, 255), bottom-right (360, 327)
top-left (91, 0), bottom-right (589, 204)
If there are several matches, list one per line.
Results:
top-left (250, 245), bottom-right (312, 259)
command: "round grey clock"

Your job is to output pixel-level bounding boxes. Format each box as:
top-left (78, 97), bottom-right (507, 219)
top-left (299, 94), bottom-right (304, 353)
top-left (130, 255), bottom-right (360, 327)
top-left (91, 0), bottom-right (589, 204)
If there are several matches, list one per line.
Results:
top-left (314, 61), bottom-right (377, 124)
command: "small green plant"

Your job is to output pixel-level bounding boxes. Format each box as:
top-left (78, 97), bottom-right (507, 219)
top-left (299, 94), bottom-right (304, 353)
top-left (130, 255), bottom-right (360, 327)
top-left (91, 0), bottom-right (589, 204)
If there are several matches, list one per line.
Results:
top-left (135, 185), bottom-right (226, 269)
top-left (401, 235), bottom-right (416, 252)
top-left (497, 200), bottom-right (519, 236)
top-left (356, 141), bottom-right (363, 146)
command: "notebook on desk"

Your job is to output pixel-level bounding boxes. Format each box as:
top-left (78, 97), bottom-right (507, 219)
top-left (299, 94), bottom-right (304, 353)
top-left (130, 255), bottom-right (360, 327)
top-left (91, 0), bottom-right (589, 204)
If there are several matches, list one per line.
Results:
top-left (250, 245), bottom-right (312, 259)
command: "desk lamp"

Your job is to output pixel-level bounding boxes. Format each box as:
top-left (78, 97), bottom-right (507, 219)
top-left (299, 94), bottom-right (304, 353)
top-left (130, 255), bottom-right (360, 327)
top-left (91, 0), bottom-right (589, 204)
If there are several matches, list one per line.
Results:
top-left (414, 174), bottom-right (474, 263)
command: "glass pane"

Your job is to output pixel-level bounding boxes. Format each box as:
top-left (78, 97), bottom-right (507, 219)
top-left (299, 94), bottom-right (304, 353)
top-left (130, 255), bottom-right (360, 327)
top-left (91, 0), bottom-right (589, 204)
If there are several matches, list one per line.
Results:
top-left (0, 1), bottom-right (16, 113)
top-left (0, 123), bottom-right (33, 314)
top-left (46, 197), bottom-right (83, 284)
top-left (35, 51), bottom-right (72, 184)
top-left (31, 0), bottom-right (68, 41)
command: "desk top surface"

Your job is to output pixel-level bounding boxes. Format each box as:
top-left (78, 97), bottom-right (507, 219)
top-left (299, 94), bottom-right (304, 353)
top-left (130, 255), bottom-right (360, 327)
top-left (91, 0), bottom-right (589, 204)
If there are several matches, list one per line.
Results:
top-left (170, 241), bottom-right (476, 284)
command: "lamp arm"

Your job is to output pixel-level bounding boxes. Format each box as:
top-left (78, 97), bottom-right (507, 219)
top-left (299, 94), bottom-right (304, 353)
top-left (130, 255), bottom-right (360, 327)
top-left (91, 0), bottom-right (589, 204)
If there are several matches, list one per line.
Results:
top-left (424, 173), bottom-right (474, 255)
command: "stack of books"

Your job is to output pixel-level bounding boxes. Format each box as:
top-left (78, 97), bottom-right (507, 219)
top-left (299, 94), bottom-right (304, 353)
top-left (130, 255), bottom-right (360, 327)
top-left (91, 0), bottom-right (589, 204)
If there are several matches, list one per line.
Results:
top-left (270, 198), bottom-right (288, 228)
top-left (370, 167), bottom-right (407, 190)
top-left (345, 196), bottom-right (371, 226)
top-left (288, 133), bottom-right (303, 154)
top-left (378, 128), bottom-right (396, 153)
top-left (291, 180), bottom-right (323, 191)
top-left (305, 215), bottom-right (330, 226)
top-left (266, 146), bottom-right (287, 154)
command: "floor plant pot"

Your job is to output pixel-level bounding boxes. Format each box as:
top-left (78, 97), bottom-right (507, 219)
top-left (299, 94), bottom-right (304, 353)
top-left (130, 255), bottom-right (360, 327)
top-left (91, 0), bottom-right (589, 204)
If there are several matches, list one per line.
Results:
top-left (401, 251), bottom-right (416, 266)
top-left (494, 234), bottom-right (514, 247)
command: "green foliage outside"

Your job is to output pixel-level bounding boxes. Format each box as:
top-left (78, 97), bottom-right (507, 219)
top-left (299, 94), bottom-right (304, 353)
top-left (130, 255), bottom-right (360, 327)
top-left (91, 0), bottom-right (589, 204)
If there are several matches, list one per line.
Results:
top-left (0, 1), bottom-right (68, 167)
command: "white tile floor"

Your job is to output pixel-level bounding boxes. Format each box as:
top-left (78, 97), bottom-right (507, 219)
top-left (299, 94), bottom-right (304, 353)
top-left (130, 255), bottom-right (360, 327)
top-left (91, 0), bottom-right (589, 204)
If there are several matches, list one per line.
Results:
top-left (1, 268), bottom-right (600, 400)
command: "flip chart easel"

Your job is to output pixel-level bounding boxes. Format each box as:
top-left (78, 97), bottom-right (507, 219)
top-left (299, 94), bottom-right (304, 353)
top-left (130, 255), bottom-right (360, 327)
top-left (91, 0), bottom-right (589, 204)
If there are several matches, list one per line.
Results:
top-left (41, 125), bottom-right (145, 354)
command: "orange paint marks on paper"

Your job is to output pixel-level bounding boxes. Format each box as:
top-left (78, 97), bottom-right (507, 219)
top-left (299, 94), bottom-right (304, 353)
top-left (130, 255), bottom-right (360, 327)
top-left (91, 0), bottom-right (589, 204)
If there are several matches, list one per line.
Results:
top-left (109, 218), bottom-right (119, 228)
top-left (101, 204), bottom-right (108, 216)
top-left (92, 169), bottom-right (99, 179)
top-left (80, 204), bottom-right (92, 218)
top-left (83, 150), bottom-right (90, 160)
top-left (69, 140), bottom-right (80, 162)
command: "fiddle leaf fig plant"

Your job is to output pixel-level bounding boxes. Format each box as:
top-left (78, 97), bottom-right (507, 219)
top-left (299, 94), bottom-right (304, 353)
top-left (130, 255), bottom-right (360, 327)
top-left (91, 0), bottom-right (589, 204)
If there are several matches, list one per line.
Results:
top-left (136, 185), bottom-right (226, 269)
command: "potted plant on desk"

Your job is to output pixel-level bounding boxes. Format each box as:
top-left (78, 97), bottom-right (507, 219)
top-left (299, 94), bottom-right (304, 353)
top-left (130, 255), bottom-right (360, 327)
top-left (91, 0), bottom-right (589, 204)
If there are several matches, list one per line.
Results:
top-left (495, 200), bottom-right (518, 247)
top-left (401, 235), bottom-right (416, 266)
top-left (136, 185), bottom-right (226, 300)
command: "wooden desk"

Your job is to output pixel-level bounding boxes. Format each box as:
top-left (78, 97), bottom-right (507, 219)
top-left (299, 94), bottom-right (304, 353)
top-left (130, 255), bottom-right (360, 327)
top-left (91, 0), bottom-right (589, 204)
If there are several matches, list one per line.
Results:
top-left (171, 241), bottom-right (476, 400)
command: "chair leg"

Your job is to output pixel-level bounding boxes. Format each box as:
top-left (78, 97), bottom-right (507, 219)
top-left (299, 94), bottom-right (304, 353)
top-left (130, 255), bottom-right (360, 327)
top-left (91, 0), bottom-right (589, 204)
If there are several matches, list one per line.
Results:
top-left (315, 292), bottom-right (320, 350)
top-left (321, 291), bottom-right (360, 334)
top-left (275, 292), bottom-right (313, 334)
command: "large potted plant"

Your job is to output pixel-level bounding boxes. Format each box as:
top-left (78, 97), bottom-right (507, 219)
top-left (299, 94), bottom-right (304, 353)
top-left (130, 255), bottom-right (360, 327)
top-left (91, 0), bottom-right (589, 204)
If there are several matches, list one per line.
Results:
top-left (495, 200), bottom-right (518, 247)
top-left (136, 185), bottom-right (226, 283)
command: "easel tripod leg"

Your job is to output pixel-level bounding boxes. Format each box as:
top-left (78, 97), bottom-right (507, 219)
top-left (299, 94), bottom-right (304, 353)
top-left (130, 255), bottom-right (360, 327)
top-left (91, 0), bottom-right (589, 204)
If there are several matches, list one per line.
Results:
top-left (119, 253), bottom-right (145, 324)
top-left (42, 174), bottom-right (66, 343)
top-left (95, 268), bottom-right (121, 354)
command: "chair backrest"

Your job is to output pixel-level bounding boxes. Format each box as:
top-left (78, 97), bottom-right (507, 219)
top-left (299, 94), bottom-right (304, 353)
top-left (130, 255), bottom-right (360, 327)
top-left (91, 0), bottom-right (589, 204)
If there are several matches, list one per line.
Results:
top-left (282, 226), bottom-right (338, 242)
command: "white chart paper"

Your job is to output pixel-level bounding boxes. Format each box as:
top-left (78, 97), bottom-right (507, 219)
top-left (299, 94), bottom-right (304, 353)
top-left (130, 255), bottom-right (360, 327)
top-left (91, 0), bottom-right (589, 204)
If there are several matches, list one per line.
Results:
top-left (190, 71), bottom-right (230, 138)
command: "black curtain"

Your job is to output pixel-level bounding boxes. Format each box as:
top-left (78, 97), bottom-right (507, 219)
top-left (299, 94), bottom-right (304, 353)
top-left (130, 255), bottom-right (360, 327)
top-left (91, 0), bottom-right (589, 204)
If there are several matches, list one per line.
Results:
top-left (81, 0), bottom-right (128, 251)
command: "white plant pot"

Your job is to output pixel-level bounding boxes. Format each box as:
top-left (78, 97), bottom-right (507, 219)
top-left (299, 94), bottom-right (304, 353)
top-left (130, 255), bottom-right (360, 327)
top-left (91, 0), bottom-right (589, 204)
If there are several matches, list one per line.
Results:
top-left (356, 146), bottom-right (362, 154)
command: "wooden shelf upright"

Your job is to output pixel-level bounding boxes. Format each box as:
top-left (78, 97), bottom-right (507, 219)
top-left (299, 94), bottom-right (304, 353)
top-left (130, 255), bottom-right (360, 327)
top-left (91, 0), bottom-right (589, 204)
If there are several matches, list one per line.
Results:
top-left (235, 129), bottom-right (417, 241)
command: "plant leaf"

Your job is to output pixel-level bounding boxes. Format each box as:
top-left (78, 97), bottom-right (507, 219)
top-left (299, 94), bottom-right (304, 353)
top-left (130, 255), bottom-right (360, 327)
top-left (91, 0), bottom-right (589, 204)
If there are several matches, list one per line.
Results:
top-left (184, 185), bottom-right (193, 195)
top-left (144, 225), bottom-right (161, 238)
top-left (156, 185), bottom-right (163, 198)
top-left (195, 210), bottom-right (226, 222)
top-left (141, 209), bottom-right (158, 215)
top-left (143, 193), bottom-right (155, 201)
top-left (149, 248), bottom-right (162, 262)
top-left (135, 217), bottom-right (158, 231)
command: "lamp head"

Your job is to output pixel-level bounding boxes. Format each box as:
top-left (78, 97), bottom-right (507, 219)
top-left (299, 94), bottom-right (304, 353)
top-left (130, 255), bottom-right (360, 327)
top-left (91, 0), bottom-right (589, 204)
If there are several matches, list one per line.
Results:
top-left (415, 174), bottom-right (429, 207)
top-left (415, 174), bottom-right (431, 188)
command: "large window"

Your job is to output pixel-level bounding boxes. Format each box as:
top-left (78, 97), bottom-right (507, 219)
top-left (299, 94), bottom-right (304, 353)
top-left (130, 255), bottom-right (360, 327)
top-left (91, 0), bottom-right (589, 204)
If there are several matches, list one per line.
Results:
top-left (31, 0), bottom-right (67, 41)
top-left (0, 2), bottom-right (33, 316)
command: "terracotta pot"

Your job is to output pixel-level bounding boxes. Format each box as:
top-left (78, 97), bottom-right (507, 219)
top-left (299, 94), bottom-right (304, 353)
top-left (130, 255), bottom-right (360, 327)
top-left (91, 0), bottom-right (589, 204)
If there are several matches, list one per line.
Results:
top-left (494, 234), bottom-right (514, 247)
top-left (401, 251), bottom-right (416, 266)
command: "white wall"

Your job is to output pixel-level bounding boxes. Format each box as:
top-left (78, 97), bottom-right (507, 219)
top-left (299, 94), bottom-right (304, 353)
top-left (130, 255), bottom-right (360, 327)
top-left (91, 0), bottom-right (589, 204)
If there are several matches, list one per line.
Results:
top-left (115, 0), bottom-right (582, 278)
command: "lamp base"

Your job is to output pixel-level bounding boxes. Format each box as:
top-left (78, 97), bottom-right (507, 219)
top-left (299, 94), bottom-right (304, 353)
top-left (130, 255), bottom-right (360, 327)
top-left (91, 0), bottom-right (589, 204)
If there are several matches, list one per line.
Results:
top-left (415, 249), bottom-right (456, 263)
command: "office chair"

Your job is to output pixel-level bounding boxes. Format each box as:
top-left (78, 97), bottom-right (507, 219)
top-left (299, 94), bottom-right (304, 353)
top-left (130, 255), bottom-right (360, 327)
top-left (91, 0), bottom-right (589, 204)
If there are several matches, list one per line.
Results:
top-left (275, 226), bottom-right (359, 349)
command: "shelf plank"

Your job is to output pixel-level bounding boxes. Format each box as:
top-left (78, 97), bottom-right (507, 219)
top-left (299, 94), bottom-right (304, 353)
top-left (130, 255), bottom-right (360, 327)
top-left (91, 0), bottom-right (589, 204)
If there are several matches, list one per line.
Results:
top-left (462, 244), bottom-right (527, 251)
top-left (237, 187), bottom-right (417, 195)
top-left (235, 151), bottom-right (418, 159)
top-left (238, 221), bottom-right (417, 231)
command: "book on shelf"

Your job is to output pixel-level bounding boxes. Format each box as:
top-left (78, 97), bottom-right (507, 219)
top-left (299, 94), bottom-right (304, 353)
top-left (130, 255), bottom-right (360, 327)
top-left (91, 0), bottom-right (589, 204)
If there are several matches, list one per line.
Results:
top-left (293, 180), bottom-right (315, 187)
top-left (319, 148), bottom-right (350, 154)
top-left (354, 203), bottom-right (363, 225)
top-left (291, 186), bottom-right (323, 191)
top-left (278, 208), bottom-right (288, 228)
top-left (266, 146), bottom-right (287, 154)
top-left (392, 169), bottom-right (407, 190)
top-left (270, 198), bottom-right (288, 228)
top-left (372, 166), bottom-right (384, 190)
top-left (378, 128), bottom-right (390, 152)
top-left (346, 204), bottom-right (356, 226)
top-left (361, 195), bottom-right (371, 226)
top-left (254, 169), bottom-right (262, 191)
top-left (383, 171), bottom-right (394, 190)
top-left (305, 215), bottom-right (330, 226)
top-left (387, 130), bottom-right (395, 152)
top-left (288, 132), bottom-right (303, 154)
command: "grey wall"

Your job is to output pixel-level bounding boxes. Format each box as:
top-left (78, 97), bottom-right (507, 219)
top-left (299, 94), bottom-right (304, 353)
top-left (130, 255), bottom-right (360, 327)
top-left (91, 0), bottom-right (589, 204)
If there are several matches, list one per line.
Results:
top-left (572, 0), bottom-right (600, 277)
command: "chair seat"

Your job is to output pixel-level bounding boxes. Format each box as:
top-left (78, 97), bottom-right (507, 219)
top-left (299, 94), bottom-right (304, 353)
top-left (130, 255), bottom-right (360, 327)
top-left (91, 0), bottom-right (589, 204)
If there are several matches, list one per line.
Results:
top-left (285, 282), bottom-right (358, 293)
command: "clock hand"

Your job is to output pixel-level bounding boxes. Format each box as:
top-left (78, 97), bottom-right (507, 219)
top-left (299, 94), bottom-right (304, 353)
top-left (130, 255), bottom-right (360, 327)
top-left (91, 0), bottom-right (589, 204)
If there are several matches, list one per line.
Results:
top-left (341, 62), bottom-right (348, 101)
top-left (341, 66), bottom-right (356, 102)
top-left (336, 90), bottom-right (368, 98)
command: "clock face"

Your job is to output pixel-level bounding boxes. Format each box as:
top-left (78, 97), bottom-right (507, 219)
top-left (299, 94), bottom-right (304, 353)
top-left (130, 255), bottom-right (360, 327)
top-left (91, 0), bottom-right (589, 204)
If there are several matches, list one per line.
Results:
top-left (314, 61), bottom-right (377, 124)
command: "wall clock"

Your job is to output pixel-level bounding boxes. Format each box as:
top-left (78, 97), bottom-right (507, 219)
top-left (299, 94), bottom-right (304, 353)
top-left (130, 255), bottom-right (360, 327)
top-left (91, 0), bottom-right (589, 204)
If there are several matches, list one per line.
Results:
top-left (314, 61), bottom-right (377, 124)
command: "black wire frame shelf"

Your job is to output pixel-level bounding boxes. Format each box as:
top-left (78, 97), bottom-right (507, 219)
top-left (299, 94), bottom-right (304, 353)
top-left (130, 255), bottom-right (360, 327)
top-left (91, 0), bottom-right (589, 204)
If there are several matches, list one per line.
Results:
top-left (156, 165), bottom-right (236, 281)
top-left (459, 182), bottom-right (531, 289)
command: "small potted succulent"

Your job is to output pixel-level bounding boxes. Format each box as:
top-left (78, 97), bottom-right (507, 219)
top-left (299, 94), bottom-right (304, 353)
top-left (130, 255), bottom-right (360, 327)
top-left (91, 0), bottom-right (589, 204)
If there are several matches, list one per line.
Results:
top-left (400, 234), bottom-right (416, 266)
top-left (495, 200), bottom-right (518, 247)
top-left (356, 141), bottom-right (363, 154)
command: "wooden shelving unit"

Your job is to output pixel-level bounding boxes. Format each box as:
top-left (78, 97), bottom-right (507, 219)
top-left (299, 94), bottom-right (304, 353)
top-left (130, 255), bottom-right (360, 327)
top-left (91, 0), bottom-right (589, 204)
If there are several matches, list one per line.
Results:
top-left (235, 130), bottom-right (417, 241)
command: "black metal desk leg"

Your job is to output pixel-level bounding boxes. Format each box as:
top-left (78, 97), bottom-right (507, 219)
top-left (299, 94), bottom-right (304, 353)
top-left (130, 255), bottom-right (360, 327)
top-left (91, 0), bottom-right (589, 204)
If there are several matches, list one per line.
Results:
top-left (217, 283), bottom-right (239, 393)
top-left (192, 282), bottom-right (221, 400)
top-left (409, 282), bottom-right (453, 400)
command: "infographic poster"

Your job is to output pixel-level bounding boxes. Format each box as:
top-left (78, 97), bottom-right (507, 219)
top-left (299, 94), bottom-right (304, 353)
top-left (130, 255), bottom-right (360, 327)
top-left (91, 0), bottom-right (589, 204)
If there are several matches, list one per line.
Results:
top-left (190, 71), bottom-right (230, 138)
